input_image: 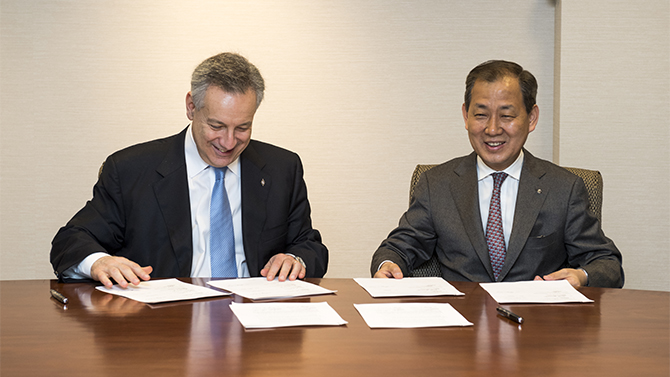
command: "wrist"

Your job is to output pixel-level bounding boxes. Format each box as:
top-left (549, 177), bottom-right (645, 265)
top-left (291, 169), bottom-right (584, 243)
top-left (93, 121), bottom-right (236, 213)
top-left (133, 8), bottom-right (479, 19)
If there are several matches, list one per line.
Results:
top-left (578, 268), bottom-right (589, 286)
top-left (286, 253), bottom-right (306, 270)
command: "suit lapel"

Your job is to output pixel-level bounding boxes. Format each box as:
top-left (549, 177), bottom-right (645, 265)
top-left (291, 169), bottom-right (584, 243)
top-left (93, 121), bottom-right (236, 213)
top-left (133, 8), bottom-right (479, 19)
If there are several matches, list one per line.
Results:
top-left (498, 150), bottom-right (548, 280)
top-left (153, 128), bottom-right (193, 276)
top-left (240, 141), bottom-right (271, 274)
top-left (451, 153), bottom-right (494, 279)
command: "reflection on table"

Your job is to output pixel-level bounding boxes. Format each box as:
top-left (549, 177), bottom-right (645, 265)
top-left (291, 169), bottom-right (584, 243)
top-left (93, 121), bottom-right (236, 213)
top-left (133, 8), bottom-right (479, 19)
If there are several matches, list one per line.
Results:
top-left (1, 278), bottom-right (667, 376)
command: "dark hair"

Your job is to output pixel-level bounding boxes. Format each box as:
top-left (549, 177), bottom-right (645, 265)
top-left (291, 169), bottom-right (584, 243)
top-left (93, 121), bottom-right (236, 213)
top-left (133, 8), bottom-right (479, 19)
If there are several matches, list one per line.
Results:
top-left (464, 60), bottom-right (537, 114)
top-left (191, 52), bottom-right (265, 109)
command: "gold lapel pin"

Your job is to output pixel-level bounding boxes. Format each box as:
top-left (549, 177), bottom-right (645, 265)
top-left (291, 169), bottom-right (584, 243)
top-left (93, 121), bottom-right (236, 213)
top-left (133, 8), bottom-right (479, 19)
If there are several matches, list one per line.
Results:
top-left (537, 188), bottom-right (542, 194)
top-left (261, 178), bottom-right (265, 187)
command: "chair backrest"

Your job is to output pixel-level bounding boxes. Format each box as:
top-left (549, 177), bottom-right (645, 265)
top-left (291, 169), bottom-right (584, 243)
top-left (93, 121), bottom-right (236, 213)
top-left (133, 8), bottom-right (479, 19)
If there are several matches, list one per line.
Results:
top-left (408, 164), bottom-right (604, 277)
top-left (561, 167), bottom-right (603, 223)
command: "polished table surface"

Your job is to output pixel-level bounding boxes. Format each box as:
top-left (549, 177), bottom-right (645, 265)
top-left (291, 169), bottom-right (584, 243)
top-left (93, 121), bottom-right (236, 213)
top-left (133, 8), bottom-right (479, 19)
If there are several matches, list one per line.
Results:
top-left (1, 278), bottom-right (668, 376)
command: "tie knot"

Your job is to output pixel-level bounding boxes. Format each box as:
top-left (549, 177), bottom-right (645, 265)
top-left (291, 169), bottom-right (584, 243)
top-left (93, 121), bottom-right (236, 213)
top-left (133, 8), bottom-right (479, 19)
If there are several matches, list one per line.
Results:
top-left (213, 167), bottom-right (226, 181)
top-left (492, 172), bottom-right (508, 188)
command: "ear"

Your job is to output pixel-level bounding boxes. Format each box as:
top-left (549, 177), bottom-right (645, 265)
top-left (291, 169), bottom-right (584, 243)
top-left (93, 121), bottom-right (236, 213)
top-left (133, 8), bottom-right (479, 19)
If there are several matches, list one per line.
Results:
top-left (462, 103), bottom-right (469, 130)
top-left (528, 104), bottom-right (539, 133)
top-left (185, 92), bottom-right (196, 120)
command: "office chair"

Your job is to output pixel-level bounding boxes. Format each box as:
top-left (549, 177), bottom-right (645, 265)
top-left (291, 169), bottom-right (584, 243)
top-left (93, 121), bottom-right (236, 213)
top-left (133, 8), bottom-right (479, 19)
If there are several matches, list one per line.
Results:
top-left (408, 164), bottom-right (604, 277)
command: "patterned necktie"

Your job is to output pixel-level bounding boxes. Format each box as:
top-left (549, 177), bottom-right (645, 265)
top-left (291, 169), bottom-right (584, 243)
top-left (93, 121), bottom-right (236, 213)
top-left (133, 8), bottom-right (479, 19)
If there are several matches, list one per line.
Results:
top-left (210, 167), bottom-right (237, 278)
top-left (486, 172), bottom-right (508, 281)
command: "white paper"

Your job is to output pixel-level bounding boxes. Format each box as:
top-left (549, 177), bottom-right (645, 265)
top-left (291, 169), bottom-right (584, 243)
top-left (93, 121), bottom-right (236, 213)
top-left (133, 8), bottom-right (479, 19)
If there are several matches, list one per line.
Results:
top-left (207, 277), bottom-right (336, 300)
top-left (229, 301), bottom-right (348, 328)
top-left (354, 303), bottom-right (473, 328)
top-left (354, 277), bottom-right (464, 297)
top-left (479, 280), bottom-right (594, 303)
top-left (95, 278), bottom-right (229, 303)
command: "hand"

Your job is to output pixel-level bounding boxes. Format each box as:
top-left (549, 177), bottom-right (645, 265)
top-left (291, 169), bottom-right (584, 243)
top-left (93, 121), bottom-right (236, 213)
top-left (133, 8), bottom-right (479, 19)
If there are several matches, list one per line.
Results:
top-left (260, 254), bottom-right (305, 281)
top-left (90, 256), bottom-right (153, 289)
top-left (534, 268), bottom-right (587, 288)
top-left (373, 262), bottom-right (404, 279)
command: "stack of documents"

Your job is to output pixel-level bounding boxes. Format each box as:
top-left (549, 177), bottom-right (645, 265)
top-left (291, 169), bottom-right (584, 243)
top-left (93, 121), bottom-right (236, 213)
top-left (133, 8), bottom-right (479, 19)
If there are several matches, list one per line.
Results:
top-left (95, 278), bottom-right (229, 304)
top-left (479, 280), bottom-right (593, 303)
top-left (207, 277), bottom-right (336, 300)
top-left (354, 303), bottom-right (473, 328)
top-left (354, 277), bottom-right (464, 297)
top-left (229, 302), bottom-right (347, 329)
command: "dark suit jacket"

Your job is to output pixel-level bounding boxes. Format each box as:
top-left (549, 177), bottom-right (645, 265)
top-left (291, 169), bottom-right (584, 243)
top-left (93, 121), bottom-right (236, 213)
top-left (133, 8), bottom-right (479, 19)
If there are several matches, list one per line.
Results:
top-left (51, 128), bottom-right (328, 279)
top-left (371, 150), bottom-right (623, 288)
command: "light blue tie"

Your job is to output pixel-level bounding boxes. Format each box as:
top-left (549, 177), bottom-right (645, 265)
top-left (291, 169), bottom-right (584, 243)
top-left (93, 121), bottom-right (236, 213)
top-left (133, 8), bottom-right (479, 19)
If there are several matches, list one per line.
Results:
top-left (210, 167), bottom-right (237, 278)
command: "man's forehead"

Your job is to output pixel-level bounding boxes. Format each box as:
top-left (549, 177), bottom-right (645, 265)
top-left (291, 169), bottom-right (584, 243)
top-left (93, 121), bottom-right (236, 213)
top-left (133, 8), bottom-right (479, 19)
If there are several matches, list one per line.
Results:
top-left (472, 78), bottom-right (522, 100)
top-left (473, 75), bottom-right (520, 89)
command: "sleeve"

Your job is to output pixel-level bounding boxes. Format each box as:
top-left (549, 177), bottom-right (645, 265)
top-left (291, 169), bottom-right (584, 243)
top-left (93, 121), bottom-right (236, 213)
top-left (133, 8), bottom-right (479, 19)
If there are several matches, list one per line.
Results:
top-left (50, 156), bottom-right (127, 280)
top-left (282, 156), bottom-right (329, 278)
top-left (370, 172), bottom-right (438, 277)
top-left (563, 176), bottom-right (624, 288)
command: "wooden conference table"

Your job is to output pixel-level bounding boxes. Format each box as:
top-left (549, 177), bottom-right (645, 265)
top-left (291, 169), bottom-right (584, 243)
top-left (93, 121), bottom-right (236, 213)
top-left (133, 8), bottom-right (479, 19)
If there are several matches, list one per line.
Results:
top-left (1, 278), bottom-right (668, 376)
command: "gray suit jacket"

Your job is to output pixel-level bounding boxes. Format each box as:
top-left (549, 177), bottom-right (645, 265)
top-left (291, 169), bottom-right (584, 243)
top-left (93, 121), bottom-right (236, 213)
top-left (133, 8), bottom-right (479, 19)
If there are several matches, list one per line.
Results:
top-left (371, 150), bottom-right (623, 288)
top-left (51, 127), bottom-right (328, 280)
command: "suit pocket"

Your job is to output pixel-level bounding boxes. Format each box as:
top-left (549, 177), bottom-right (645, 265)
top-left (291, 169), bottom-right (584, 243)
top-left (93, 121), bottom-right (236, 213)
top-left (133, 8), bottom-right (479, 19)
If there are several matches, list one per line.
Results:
top-left (524, 231), bottom-right (560, 250)
top-left (260, 222), bottom-right (288, 251)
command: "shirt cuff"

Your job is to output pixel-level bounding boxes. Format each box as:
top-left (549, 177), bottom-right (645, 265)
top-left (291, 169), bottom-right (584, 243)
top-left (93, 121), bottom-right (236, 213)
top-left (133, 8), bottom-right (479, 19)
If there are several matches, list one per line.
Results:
top-left (61, 252), bottom-right (110, 279)
top-left (377, 260), bottom-right (394, 272)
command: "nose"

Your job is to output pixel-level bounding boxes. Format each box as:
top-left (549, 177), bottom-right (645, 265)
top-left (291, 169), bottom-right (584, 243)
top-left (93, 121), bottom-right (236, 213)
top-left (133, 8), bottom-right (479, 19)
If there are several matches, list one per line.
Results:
top-left (485, 117), bottom-right (503, 135)
top-left (217, 128), bottom-right (237, 150)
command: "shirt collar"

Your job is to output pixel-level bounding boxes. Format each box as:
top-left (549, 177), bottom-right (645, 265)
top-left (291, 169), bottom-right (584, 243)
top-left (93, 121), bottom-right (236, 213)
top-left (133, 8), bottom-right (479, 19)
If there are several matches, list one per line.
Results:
top-left (185, 123), bottom-right (240, 179)
top-left (476, 149), bottom-right (524, 182)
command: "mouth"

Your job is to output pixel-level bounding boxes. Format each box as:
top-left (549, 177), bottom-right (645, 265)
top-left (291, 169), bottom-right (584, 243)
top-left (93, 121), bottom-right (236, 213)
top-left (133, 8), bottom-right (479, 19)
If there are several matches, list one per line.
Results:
top-left (485, 141), bottom-right (505, 148)
top-left (212, 144), bottom-right (232, 156)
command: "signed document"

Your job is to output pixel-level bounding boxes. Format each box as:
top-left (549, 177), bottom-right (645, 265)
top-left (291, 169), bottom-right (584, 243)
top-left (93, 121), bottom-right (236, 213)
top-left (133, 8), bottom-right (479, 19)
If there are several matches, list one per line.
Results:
top-left (479, 280), bottom-right (594, 304)
top-left (95, 278), bottom-right (229, 303)
top-left (207, 277), bottom-right (336, 300)
top-left (230, 302), bottom-right (348, 329)
top-left (354, 277), bottom-right (464, 298)
top-left (354, 303), bottom-right (473, 328)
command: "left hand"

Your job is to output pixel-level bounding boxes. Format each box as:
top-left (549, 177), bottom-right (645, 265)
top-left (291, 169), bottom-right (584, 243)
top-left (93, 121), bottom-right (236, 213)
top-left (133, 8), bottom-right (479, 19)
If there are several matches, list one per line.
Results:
top-left (534, 268), bottom-right (588, 288)
top-left (260, 253), bottom-right (306, 281)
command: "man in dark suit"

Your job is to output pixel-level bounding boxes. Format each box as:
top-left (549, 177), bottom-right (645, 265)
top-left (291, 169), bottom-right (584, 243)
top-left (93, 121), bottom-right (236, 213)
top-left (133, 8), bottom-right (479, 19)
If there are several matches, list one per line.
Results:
top-left (371, 60), bottom-right (623, 288)
top-left (51, 52), bottom-right (328, 288)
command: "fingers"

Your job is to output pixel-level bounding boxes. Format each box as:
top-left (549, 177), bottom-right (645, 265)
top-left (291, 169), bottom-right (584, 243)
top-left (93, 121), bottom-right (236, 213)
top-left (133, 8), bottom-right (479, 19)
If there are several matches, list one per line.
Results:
top-left (261, 254), bottom-right (305, 281)
top-left (537, 268), bottom-right (584, 288)
top-left (373, 262), bottom-right (403, 279)
top-left (91, 256), bottom-right (152, 289)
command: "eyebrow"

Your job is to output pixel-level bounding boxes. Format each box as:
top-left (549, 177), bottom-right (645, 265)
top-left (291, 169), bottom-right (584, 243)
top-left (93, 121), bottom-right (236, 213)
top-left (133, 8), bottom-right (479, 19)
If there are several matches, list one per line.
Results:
top-left (473, 103), bottom-right (517, 111)
top-left (207, 118), bottom-right (252, 128)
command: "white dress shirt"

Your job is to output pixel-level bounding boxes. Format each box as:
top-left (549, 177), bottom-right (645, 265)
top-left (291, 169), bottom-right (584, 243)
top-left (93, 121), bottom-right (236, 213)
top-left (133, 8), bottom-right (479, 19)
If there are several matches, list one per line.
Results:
top-left (184, 125), bottom-right (249, 277)
top-left (64, 125), bottom-right (250, 279)
top-left (476, 150), bottom-right (524, 251)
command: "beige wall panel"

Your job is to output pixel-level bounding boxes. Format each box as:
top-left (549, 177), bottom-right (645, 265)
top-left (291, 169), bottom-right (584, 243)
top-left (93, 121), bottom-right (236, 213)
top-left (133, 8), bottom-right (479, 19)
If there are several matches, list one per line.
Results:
top-left (556, 0), bottom-right (669, 290)
top-left (1, 1), bottom-right (554, 280)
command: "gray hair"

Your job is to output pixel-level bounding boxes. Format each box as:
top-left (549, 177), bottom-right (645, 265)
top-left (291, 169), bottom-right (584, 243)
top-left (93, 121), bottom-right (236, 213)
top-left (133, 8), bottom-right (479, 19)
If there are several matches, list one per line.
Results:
top-left (191, 52), bottom-right (265, 109)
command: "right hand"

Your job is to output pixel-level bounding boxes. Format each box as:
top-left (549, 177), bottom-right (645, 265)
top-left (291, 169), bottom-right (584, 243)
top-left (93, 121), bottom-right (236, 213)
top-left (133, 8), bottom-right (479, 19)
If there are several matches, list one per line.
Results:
top-left (373, 262), bottom-right (404, 279)
top-left (90, 256), bottom-right (153, 289)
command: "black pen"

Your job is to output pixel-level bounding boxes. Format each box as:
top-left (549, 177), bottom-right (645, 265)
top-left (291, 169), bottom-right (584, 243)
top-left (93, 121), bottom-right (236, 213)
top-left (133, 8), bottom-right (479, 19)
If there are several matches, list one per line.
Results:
top-left (50, 289), bottom-right (69, 305)
top-left (496, 307), bottom-right (523, 324)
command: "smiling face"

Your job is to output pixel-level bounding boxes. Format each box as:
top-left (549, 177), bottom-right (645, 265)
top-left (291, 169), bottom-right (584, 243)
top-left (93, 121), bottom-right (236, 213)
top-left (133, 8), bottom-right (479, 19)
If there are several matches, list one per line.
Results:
top-left (186, 85), bottom-right (258, 168)
top-left (463, 76), bottom-right (539, 171)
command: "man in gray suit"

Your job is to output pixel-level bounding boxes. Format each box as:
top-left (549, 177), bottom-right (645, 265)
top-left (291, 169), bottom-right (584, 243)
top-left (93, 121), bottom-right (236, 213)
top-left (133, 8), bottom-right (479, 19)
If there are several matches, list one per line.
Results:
top-left (371, 60), bottom-right (623, 288)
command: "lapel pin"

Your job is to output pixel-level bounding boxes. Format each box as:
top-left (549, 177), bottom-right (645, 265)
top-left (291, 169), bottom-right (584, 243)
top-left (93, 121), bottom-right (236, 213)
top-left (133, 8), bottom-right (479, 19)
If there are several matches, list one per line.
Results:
top-left (261, 178), bottom-right (265, 187)
top-left (537, 188), bottom-right (542, 194)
